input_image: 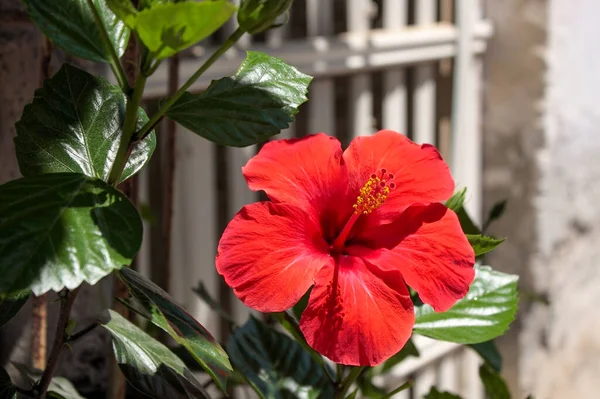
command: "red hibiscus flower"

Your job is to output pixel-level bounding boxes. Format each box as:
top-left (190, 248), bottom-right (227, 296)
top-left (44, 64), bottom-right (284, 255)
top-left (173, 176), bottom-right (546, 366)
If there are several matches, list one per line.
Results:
top-left (216, 130), bottom-right (475, 366)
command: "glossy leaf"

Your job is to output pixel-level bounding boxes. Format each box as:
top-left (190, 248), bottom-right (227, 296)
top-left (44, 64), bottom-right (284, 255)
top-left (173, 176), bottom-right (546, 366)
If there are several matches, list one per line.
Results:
top-left (0, 367), bottom-right (16, 399)
top-left (467, 235), bottom-right (506, 257)
top-left (0, 173), bottom-right (142, 296)
top-left (226, 316), bottom-right (335, 399)
top-left (167, 51), bottom-right (312, 147)
top-left (101, 310), bottom-right (208, 399)
top-left (445, 187), bottom-right (467, 212)
top-left (0, 292), bottom-right (30, 330)
top-left (413, 265), bottom-right (519, 344)
top-left (424, 388), bottom-right (462, 399)
top-left (480, 363), bottom-right (511, 399)
top-left (117, 267), bottom-right (231, 391)
top-left (471, 340), bottom-right (502, 372)
top-left (22, 0), bottom-right (128, 63)
top-left (11, 363), bottom-right (84, 399)
top-left (106, 0), bottom-right (138, 28)
top-left (15, 63), bottom-right (155, 184)
top-left (135, 1), bottom-right (236, 59)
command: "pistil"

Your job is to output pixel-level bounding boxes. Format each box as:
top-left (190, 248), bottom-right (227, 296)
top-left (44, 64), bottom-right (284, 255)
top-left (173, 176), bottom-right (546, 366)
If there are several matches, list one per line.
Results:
top-left (330, 169), bottom-right (395, 252)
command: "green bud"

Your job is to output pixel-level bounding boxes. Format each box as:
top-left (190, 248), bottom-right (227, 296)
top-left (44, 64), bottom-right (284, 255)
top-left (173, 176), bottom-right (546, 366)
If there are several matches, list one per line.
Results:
top-left (237, 0), bottom-right (293, 34)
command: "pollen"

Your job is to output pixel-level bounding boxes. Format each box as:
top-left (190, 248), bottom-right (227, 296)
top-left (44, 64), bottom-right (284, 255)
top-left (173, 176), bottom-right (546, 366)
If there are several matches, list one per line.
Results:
top-left (353, 168), bottom-right (395, 214)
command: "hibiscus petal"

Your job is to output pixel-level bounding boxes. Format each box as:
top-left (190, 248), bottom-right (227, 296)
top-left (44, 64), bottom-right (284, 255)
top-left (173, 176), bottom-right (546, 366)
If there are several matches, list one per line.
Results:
top-left (300, 255), bottom-right (414, 366)
top-left (343, 130), bottom-right (454, 212)
top-left (242, 134), bottom-right (350, 222)
top-left (349, 203), bottom-right (475, 312)
top-left (216, 202), bottom-right (333, 312)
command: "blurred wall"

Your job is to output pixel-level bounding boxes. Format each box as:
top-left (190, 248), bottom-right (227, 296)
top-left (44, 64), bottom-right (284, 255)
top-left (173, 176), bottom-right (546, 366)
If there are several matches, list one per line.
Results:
top-left (484, 0), bottom-right (600, 397)
top-left (521, 0), bottom-right (600, 396)
top-left (482, 0), bottom-right (546, 397)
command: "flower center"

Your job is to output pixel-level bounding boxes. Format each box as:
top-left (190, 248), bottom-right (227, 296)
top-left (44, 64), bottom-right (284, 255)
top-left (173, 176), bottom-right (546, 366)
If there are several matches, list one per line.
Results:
top-left (330, 169), bottom-right (395, 251)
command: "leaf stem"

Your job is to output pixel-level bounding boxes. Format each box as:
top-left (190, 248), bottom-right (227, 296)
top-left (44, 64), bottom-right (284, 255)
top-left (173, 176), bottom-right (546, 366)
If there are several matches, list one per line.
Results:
top-left (84, 0), bottom-right (130, 94)
top-left (135, 27), bottom-right (245, 141)
top-left (107, 73), bottom-right (148, 185)
top-left (67, 322), bottom-right (100, 343)
top-left (36, 288), bottom-right (80, 398)
top-left (336, 366), bottom-right (365, 399)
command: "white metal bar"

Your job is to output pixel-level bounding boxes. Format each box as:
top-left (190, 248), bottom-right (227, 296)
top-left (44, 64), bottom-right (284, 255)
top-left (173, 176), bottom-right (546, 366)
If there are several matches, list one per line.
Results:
top-left (142, 22), bottom-right (493, 97)
top-left (307, 0), bottom-right (333, 36)
top-left (414, 364), bottom-right (437, 398)
top-left (307, 0), bottom-right (336, 135)
top-left (170, 129), bottom-right (220, 336)
top-left (437, 354), bottom-right (459, 392)
top-left (452, 0), bottom-right (483, 224)
top-left (348, 0), bottom-right (374, 138)
top-left (382, 0), bottom-right (408, 133)
top-left (460, 349), bottom-right (484, 399)
top-left (413, 0), bottom-right (437, 144)
top-left (308, 80), bottom-right (336, 134)
top-left (387, 340), bottom-right (461, 379)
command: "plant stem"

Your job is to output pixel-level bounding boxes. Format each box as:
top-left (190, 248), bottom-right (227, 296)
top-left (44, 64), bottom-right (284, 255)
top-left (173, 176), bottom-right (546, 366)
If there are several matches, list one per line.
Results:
top-left (36, 288), bottom-right (80, 399)
top-left (135, 27), bottom-right (245, 141)
top-left (336, 364), bottom-right (344, 384)
top-left (336, 366), bottom-right (364, 399)
top-left (84, 0), bottom-right (129, 93)
top-left (107, 73), bottom-right (148, 185)
top-left (381, 380), bottom-right (413, 399)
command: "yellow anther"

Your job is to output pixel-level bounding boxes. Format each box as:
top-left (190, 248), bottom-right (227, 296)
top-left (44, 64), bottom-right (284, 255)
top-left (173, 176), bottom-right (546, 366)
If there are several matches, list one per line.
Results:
top-left (353, 169), bottom-right (395, 215)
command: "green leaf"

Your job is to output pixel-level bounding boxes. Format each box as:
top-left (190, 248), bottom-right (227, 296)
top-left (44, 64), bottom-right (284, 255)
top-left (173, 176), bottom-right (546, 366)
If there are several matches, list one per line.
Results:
top-left (15, 63), bottom-right (156, 184)
top-left (11, 363), bottom-right (84, 399)
top-left (445, 188), bottom-right (467, 212)
top-left (0, 173), bottom-right (142, 296)
top-left (413, 265), bottom-right (519, 344)
top-left (292, 287), bottom-right (312, 320)
top-left (424, 387), bottom-right (463, 399)
top-left (106, 0), bottom-right (139, 28)
top-left (22, 0), bottom-right (129, 63)
top-left (226, 316), bottom-right (335, 399)
top-left (470, 340), bottom-right (502, 372)
top-left (134, 1), bottom-right (236, 59)
top-left (467, 235), bottom-right (505, 257)
top-left (484, 199), bottom-right (508, 231)
top-left (479, 363), bottom-right (511, 399)
top-left (0, 292), bottom-right (30, 330)
top-left (457, 207), bottom-right (481, 235)
top-left (101, 310), bottom-right (209, 399)
top-left (167, 51), bottom-right (312, 147)
top-left (0, 367), bottom-right (16, 399)
top-left (117, 267), bottom-right (232, 391)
